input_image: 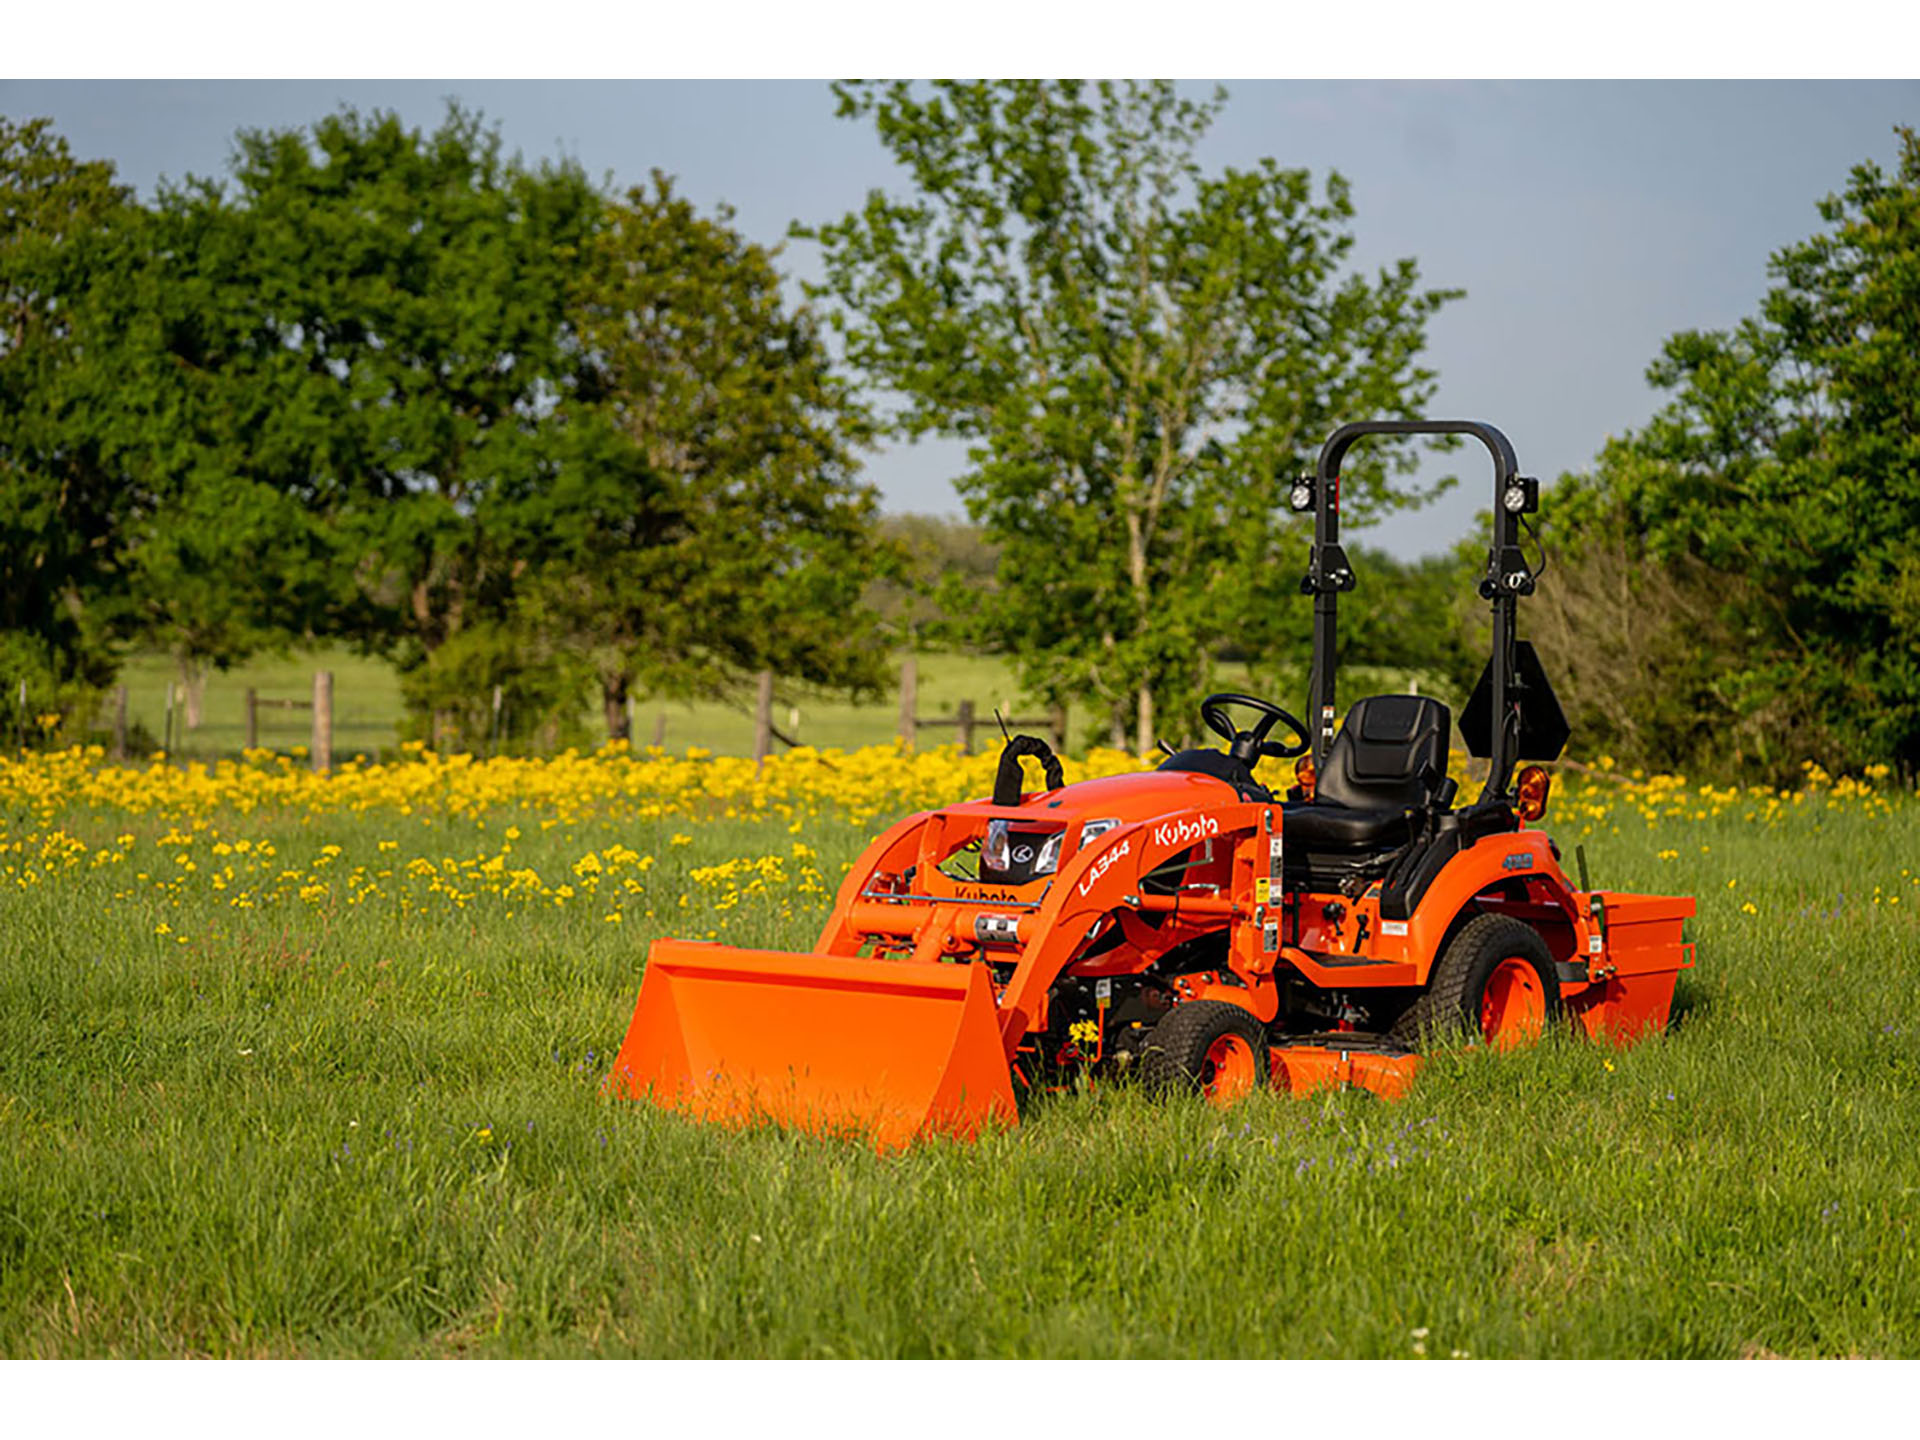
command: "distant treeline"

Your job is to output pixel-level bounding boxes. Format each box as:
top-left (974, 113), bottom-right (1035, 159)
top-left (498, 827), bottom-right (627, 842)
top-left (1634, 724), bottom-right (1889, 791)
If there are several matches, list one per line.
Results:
top-left (872, 514), bottom-right (1479, 696)
top-left (3, 92), bottom-right (1915, 781)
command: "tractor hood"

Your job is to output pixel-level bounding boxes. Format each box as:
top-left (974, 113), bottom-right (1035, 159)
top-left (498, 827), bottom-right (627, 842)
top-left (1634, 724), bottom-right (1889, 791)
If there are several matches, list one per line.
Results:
top-left (943, 767), bottom-right (1242, 887)
top-left (943, 765), bottom-right (1242, 827)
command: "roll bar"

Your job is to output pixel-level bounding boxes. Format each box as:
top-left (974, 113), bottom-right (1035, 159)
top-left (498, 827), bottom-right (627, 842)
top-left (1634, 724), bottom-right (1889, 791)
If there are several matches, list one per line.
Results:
top-left (1300, 419), bottom-right (1536, 805)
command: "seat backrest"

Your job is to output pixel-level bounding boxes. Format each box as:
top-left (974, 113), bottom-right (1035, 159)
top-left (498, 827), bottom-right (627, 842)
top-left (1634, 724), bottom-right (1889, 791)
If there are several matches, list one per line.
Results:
top-left (1316, 694), bottom-right (1451, 812)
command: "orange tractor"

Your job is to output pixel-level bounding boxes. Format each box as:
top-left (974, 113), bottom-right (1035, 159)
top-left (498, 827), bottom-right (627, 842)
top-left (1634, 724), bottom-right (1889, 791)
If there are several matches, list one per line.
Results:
top-left (609, 420), bottom-right (1695, 1147)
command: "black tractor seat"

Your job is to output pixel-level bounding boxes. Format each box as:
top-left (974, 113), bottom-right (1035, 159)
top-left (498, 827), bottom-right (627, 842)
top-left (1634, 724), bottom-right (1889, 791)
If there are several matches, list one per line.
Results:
top-left (1282, 799), bottom-right (1423, 852)
top-left (1284, 694), bottom-right (1454, 872)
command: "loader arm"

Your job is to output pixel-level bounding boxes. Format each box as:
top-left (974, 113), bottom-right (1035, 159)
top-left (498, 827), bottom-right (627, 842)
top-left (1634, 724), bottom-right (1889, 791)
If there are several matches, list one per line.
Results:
top-left (991, 803), bottom-right (1273, 1050)
top-left (810, 797), bottom-right (1277, 1054)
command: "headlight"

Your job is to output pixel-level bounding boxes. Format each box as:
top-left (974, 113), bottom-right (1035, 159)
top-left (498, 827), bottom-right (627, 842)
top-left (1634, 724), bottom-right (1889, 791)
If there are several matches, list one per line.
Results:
top-left (1036, 831), bottom-right (1063, 875)
top-left (983, 819), bottom-right (1012, 874)
top-left (982, 820), bottom-right (1066, 881)
top-left (1080, 818), bottom-right (1121, 844)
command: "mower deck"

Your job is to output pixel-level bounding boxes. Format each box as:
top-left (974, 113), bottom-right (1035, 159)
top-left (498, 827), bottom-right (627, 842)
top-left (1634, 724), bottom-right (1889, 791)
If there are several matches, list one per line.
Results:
top-left (1268, 1034), bottom-right (1423, 1101)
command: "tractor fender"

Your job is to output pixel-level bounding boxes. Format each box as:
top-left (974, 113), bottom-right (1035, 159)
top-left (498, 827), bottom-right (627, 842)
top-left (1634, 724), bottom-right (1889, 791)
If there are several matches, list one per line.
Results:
top-left (1392, 828), bottom-right (1583, 987)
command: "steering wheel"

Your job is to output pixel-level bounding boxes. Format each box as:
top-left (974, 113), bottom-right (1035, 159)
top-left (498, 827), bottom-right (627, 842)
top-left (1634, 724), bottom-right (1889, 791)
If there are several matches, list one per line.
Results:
top-left (1200, 692), bottom-right (1312, 768)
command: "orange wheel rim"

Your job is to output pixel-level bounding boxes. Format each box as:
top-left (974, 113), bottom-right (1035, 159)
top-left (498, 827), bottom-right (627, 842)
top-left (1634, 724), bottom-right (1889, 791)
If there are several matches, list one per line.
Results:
top-left (1480, 958), bottom-right (1545, 1050)
top-left (1202, 1033), bottom-right (1259, 1105)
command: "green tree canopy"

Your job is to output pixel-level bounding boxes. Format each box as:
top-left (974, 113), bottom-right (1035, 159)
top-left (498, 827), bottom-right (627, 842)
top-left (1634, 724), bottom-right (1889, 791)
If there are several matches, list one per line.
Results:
top-left (0, 117), bottom-right (138, 718)
top-left (799, 80), bottom-right (1458, 748)
top-left (1542, 126), bottom-right (1920, 779)
top-left (92, 176), bottom-right (343, 725)
top-left (542, 173), bottom-right (894, 741)
top-left (210, 108), bottom-right (599, 672)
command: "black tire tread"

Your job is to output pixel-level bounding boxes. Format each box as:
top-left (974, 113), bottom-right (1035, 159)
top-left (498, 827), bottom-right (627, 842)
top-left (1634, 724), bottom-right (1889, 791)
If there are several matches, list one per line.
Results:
top-left (1138, 999), bottom-right (1269, 1095)
top-left (1389, 912), bottom-right (1557, 1049)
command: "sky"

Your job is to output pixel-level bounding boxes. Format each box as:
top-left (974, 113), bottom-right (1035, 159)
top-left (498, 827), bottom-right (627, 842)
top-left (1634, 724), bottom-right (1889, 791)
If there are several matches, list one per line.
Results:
top-left (3, 77), bottom-right (1915, 558)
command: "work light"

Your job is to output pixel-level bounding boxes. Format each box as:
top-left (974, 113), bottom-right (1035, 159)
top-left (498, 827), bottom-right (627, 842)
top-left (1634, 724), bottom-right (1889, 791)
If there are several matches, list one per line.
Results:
top-left (1502, 476), bottom-right (1539, 514)
top-left (1289, 476), bottom-right (1316, 512)
top-left (1515, 764), bottom-right (1552, 822)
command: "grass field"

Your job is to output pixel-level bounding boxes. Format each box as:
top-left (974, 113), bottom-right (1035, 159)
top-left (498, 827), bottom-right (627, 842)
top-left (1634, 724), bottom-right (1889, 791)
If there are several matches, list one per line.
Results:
top-left (102, 646), bottom-right (1451, 761)
top-left (2, 743), bottom-right (1916, 1357)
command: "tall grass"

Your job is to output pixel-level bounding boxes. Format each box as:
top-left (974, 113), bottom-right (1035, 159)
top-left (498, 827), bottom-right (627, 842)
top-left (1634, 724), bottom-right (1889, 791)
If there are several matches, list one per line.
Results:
top-left (2, 794), bottom-right (1915, 1356)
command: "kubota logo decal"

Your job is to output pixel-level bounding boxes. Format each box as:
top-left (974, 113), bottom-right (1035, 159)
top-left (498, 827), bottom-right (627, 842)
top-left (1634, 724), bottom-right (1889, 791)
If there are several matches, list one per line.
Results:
top-left (1502, 852), bottom-right (1535, 870)
top-left (1151, 816), bottom-right (1219, 851)
top-left (1076, 838), bottom-right (1131, 896)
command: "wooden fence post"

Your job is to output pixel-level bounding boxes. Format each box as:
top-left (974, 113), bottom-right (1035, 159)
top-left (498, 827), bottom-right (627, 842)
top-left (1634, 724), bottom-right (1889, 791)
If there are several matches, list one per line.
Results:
top-left (312, 670), bottom-right (333, 774)
top-left (898, 656), bottom-right (918, 751)
top-left (113, 685), bottom-right (128, 761)
top-left (489, 684), bottom-right (503, 758)
top-left (1049, 703), bottom-right (1068, 753)
top-left (163, 682), bottom-right (175, 756)
top-left (957, 698), bottom-right (976, 756)
top-left (752, 669), bottom-right (775, 769)
top-left (652, 712), bottom-right (667, 750)
top-left (244, 687), bottom-right (258, 751)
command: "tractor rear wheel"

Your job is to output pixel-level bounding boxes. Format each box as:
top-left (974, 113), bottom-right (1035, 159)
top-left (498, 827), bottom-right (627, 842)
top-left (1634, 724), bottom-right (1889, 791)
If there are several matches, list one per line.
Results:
top-left (1140, 1000), bottom-right (1270, 1105)
top-left (1390, 914), bottom-right (1560, 1051)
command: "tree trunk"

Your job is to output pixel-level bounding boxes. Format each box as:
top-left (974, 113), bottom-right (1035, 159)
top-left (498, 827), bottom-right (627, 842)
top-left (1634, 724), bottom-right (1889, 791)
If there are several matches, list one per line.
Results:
top-left (1135, 684), bottom-right (1155, 756)
top-left (179, 658), bottom-right (206, 731)
top-left (603, 672), bottom-right (631, 742)
top-left (1108, 703), bottom-right (1127, 750)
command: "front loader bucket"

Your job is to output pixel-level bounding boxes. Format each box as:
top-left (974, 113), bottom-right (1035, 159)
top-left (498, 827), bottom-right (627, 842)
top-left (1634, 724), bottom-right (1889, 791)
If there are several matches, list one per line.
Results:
top-left (607, 940), bottom-right (1019, 1150)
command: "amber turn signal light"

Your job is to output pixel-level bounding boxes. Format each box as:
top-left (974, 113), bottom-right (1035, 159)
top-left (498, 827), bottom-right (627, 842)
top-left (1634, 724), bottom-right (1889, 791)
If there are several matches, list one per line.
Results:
top-left (1515, 764), bottom-right (1551, 823)
top-left (1293, 755), bottom-right (1317, 802)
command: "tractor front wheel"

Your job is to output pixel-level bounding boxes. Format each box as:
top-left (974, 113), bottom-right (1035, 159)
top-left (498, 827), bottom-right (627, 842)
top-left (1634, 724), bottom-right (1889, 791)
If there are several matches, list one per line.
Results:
top-left (1140, 1000), bottom-right (1270, 1106)
top-left (1390, 914), bottom-right (1560, 1051)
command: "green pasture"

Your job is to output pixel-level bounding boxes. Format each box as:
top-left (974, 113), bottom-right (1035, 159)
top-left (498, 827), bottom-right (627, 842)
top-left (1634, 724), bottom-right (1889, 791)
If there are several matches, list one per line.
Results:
top-left (2, 788), bottom-right (1915, 1357)
top-left (104, 647), bottom-right (1039, 760)
top-left (100, 648), bottom-right (1456, 762)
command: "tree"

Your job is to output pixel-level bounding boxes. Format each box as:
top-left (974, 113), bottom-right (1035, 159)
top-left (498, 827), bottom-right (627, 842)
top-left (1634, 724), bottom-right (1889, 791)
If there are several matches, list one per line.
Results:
top-left (800, 80), bottom-right (1457, 749)
top-left (180, 105), bottom-right (604, 742)
top-left (866, 514), bottom-right (1001, 645)
top-left (1, 119), bottom-right (318, 738)
top-left (90, 183), bottom-right (345, 729)
top-left (1524, 486), bottom-right (1764, 773)
top-left (1545, 127), bottom-right (1920, 779)
top-left (0, 118), bottom-right (138, 728)
top-left (543, 174), bottom-right (895, 742)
